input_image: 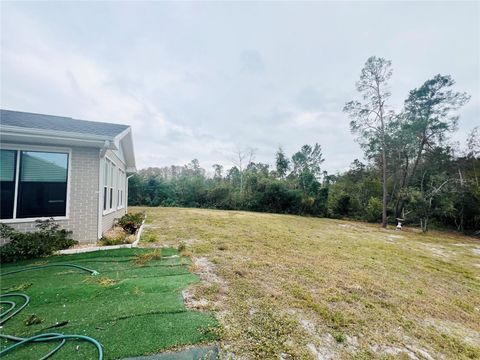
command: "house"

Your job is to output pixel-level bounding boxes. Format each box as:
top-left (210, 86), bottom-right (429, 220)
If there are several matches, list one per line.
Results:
top-left (0, 109), bottom-right (136, 243)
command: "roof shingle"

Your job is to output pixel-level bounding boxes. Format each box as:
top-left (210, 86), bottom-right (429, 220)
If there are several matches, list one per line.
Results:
top-left (0, 109), bottom-right (129, 138)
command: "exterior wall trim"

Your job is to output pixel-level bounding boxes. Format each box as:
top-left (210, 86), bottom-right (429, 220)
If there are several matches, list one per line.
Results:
top-left (97, 149), bottom-right (104, 239)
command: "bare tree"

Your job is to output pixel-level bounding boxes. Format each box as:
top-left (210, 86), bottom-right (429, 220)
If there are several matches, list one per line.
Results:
top-left (232, 147), bottom-right (256, 195)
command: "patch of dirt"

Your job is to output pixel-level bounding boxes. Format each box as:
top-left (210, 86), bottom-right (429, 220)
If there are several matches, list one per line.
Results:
top-left (300, 317), bottom-right (361, 359)
top-left (183, 257), bottom-right (228, 311)
top-left (386, 234), bottom-right (405, 242)
top-left (472, 248), bottom-right (480, 256)
top-left (419, 243), bottom-right (452, 258)
top-left (452, 243), bottom-right (475, 247)
top-left (194, 257), bottom-right (225, 284)
top-left (182, 289), bottom-right (209, 310)
top-left (424, 318), bottom-right (480, 348)
top-left (370, 344), bottom-right (418, 359)
top-left (307, 335), bottom-right (337, 360)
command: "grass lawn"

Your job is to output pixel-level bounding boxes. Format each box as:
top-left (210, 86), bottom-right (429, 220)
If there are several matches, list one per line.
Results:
top-left (0, 248), bottom-right (217, 359)
top-left (136, 206), bottom-right (480, 360)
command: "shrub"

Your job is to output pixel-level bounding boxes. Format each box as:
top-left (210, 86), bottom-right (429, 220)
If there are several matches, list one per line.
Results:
top-left (117, 212), bottom-right (145, 234)
top-left (364, 196), bottom-right (382, 222)
top-left (100, 226), bottom-right (129, 246)
top-left (328, 191), bottom-right (352, 218)
top-left (0, 220), bottom-right (77, 263)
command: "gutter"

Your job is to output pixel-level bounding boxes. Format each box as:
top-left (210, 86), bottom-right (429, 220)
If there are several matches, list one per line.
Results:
top-left (0, 125), bottom-right (119, 149)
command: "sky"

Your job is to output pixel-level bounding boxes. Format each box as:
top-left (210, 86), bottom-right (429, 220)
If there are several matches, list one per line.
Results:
top-left (1, 1), bottom-right (479, 174)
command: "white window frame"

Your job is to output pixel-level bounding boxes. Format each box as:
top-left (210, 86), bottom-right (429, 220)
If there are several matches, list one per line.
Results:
top-left (0, 144), bottom-right (71, 223)
top-left (103, 159), bottom-right (109, 213)
top-left (110, 162), bottom-right (115, 210)
top-left (103, 155), bottom-right (127, 215)
top-left (117, 169), bottom-right (125, 210)
top-left (103, 157), bottom-right (114, 215)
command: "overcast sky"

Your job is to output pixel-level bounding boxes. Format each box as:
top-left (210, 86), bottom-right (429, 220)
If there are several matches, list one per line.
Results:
top-left (1, 1), bottom-right (478, 174)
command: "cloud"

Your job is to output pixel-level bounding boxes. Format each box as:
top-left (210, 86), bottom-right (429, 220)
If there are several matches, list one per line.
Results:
top-left (0, 5), bottom-right (236, 170)
top-left (1, 2), bottom-right (478, 174)
top-left (240, 49), bottom-right (265, 73)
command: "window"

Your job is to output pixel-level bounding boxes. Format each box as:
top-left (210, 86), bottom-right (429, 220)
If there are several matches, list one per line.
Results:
top-left (110, 163), bottom-right (115, 209)
top-left (0, 150), bottom-right (17, 219)
top-left (103, 160), bottom-right (108, 211)
top-left (103, 158), bottom-right (119, 213)
top-left (0, 149), bottom-right (69, 220)
top-left (117, 169), bottom-right (125, 209)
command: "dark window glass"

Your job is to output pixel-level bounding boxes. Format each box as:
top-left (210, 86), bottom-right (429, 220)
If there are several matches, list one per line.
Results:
top-left (109, 188), bottom-right (113, 209)
top-left (0, 150), bottom-right (17, 219)
top-left (103, 187), bottom-right (108, 211)
top-left (17, 151), bottom-right (68, 218)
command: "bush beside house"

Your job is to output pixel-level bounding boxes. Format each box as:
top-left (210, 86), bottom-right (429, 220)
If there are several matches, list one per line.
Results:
top-left (0, 220), bottom-right (77, 263)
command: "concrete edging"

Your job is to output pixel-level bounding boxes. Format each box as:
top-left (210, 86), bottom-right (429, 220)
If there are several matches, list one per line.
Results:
top-left (57, 216), bottom-right (147, 255)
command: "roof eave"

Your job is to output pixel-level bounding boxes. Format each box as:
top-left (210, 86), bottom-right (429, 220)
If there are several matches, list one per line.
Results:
top-left (0, 125), bottom-right (118, 150)
top-left (115, 128), bottom-right (136, 170)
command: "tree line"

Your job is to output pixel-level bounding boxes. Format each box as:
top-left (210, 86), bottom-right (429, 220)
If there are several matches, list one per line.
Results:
top-left (129, 57), bottom-right (479, 233)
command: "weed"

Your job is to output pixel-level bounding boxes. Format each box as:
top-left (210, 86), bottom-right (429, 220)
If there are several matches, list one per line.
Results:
top-left (352, 349), bottom-right (374, 359)
top-left (83, 276), bottom-right (119, 287)
top-left (141, 232), bottom-right (158, 243)
top-left (98, 277), bottom-right (119, 287)
top-left (178, 241), bottom-right (187, 253)
top-left (195, 283), bottom-right (221, 298)
top-left (332, 330), bottom-right (346, 343)
top-left (24, 314), bottom-right (43, 326)
top-left (133, 249), bottom-right (162, 265)
top-left (132, 286), bottom-right (144, 296)
top-left (6, 282), bottom-right (32, 292)
top-left (234, 269), bottom-right (247, 277)
top-left (217, 243), bottom-right (228, 251)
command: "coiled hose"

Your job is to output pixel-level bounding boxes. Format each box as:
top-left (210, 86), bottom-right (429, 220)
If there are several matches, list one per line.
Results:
top-left (0, 264), bottom-right (104, 359)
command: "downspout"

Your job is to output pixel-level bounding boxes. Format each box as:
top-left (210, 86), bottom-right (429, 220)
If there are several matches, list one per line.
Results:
top-left (97, 141), bottom-right (110, 240)
top-left (126, 174), bottom-right (134, 214)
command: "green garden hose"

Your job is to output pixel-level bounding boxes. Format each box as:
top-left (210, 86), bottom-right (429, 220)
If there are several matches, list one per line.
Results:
top-left (1, 263), bottom-right (100, 277)
top-left (0, 264), bottom-right (104, 359)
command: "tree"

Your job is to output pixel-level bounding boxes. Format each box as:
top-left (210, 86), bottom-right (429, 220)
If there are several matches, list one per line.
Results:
top-left (344, 56), bottom-right (393, 227)
top-left (291, 143), bottom-right (324, 179)
top-left (466, 126), bottom-right (480, 158)
top-left (392, 75), bottom-right (470, 216)
top-left (402, 74), bottom-right (470, 186)
top-left (212, 164), bottom-right (223, 181)
top-left (275, 147), bottom-right (290, 179)
top-left (232, 147), bottom-right (256, 195)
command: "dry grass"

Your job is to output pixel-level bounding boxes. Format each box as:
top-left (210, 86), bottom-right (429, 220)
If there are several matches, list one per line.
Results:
top-left (134, 206), bottom-right (480, 360)
top-left (82, 276), bottom-right (119, 287)
top-left (132, 248), bottom-right (163, 265)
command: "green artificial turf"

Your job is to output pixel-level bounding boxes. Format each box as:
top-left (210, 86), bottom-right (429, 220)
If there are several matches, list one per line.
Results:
top-left (0, 248), bottom-right (218, 360)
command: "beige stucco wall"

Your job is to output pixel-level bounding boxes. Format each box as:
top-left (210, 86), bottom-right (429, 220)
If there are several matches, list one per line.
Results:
top-left (2, 146), bottom-right (100, 244)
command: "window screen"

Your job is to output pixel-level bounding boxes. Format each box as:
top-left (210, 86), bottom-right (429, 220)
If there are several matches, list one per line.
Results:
top-left (0, 150), bottom-right (17, 219)
top-left (17, 151), bottom-right (69, 218)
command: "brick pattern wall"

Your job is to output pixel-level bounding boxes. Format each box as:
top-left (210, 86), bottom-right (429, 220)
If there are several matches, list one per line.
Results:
top-left (101, 207), bottom-right (127, 234)
top-left (2, 147), bottom-right (100, 244)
